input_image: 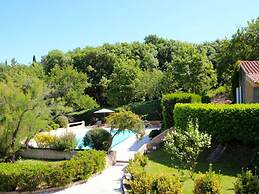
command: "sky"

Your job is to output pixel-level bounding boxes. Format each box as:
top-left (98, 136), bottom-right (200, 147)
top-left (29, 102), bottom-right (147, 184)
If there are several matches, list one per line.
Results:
top-left (0, 0), bottom-right (259, 64)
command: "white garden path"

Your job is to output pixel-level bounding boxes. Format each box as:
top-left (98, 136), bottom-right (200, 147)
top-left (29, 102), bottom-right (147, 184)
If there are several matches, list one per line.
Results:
top-left (50, 128), bottom-right (157, 194)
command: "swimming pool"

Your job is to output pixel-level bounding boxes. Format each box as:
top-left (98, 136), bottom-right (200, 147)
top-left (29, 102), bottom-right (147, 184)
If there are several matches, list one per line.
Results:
top-left (76, 128), bottom-right (135, 149)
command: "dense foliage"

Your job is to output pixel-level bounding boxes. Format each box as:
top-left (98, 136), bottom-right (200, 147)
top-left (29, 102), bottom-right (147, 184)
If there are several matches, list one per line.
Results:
top-left (0, 150), bottom-right (106, 192)
top-left (234, 170), bottom-right (259, 194)
top-left (125, 99), bottom-right (162, 121)
top-left (161, 92), bottom-right (201, 129)
top-left (83, 128), bottom-right (112, 151)
top-left (193, 165), bottom-right (221, 194)
top-left (34, 133), bottom-right (56, 148)
top-left (174, 103), bottom-right (259, 144)
top-left (154, 174), bottom-right (183, 194)
top-left (126, 153), bottom-right (182, 194)
top-left (0, 68), bottom-right (50, 160)
top-left (1, 17), bottom-right (259, 159)
top-left (106, 110), bottom-right (145, 142)
top-left (55, 115), bottom-right (68, 128)
top-left (50, 132), bottom-right (77, 151)
top-left (34, 132), bottom-right (76, 151)
top-left (165, 125), bottom-right (211, 175)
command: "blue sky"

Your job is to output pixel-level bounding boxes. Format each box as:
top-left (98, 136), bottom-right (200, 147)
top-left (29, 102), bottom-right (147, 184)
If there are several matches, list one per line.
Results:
top-left (0, 0), bottom-right (259, 64)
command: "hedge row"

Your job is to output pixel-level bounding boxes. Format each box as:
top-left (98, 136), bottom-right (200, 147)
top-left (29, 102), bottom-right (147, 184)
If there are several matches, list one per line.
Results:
top-left (162, 92), bottom-right (201, 129)
top-left (125, 99), bottom-right (162, 121)
top-left (174, 103), bottom-right (259, 144)
top-left (0, 150), bottom-right (106, 192)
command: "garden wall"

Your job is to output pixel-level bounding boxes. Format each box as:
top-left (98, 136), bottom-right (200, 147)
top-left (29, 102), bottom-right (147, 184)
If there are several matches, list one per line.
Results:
top-left (19, 148), bottom-right (117, 166)
top-left (174, 103), bottom-right (259, 144)
top-left (19, 148), bottom-right (76, 160)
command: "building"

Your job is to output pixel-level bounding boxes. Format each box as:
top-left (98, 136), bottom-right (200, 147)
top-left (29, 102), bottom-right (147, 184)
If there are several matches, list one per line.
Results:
top-left (238, 61), bottom-right (259, 103)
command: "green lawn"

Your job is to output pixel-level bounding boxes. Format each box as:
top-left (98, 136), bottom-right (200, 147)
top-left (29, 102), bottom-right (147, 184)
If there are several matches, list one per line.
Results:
top-left (145, 145), bottom-right (252, 194)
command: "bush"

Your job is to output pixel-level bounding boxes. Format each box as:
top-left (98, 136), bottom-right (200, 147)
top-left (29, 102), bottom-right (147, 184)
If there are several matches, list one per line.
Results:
top-left (126, 153), bottom-right (182, 194)
top-left (132, 153), bottom-right (148, 167)
top-left (161, 92), bottom-right (201, 129)
top-left (154, 174), bottom-right (182, 194)
top-left (149, 129), bottom-right (161, 139)
top-left (34, 133), bottom-right (56, 148)
top-left (193, 166), bottom-right (221, 194)
top-left (174, 103), bottom-right (259, 144)
top-left (56, 115), bottom-right (68, 128)
top-left (125, 99), bottom-right (162, 121)
top-left (46, 120), bottom-right (60, 131)
top-left (83, 128), bottom-right (112, 151)
top-left (63, 150), bottom-right (106, 181)
top-left (0, 161), bottom-right (67, 192)
top-left (0, 150), bottom-right (106, 192)
top-left (164, 126), bottom-right (211, 174)
top-left (51, 132), bottom-right (76, 151)
top-left (234, 170), bottom-right (259, 194)
top-left (129, 172), bottom-right (154, 194)
top-left (126, 153), bottom-right (148, 178)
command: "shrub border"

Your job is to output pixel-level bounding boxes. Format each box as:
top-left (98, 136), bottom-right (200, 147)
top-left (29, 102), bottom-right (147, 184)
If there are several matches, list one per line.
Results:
top-left (0, 172), bottom-right (102, 194)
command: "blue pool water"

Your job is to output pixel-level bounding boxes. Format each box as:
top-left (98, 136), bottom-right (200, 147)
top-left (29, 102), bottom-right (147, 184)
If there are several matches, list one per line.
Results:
top-left (76, 129), bottom-right (135, 149)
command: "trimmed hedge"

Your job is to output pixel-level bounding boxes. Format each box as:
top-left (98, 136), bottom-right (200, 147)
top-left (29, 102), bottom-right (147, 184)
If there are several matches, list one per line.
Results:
top-left (162, 92), bottom-right (201, 129)
top-left (174, 103), bottom-right (259, 144)
top-left (125, 99), bottom-right (162, 121)
top-left (0, 150), bottom-right (106, 192)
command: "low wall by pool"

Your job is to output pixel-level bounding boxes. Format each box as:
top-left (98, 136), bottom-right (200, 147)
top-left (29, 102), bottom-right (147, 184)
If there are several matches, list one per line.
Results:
top-left (19, 148), bottom-right (117, 166)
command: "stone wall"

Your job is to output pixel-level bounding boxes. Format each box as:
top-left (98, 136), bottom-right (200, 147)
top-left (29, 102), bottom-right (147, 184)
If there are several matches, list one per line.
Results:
top-left (19, 148), bottom-right (76, 160)
top-left (19, 148), bottom-right (117, 167)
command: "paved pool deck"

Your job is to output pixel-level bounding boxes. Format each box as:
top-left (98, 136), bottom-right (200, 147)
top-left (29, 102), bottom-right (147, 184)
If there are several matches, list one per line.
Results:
top-left (50, 128), bottom-right (157, 194)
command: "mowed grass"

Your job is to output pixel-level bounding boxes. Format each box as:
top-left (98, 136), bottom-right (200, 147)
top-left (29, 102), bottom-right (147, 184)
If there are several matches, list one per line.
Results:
top-left (145, 145), bottom-right (253, 194)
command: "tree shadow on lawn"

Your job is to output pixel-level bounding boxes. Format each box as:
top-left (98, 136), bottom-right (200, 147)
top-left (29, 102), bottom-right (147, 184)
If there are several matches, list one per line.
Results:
top-left (147, 143), bottom-right (255, 177)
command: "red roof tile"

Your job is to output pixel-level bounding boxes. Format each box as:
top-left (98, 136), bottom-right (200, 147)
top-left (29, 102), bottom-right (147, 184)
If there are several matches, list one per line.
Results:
top-left (240, 61), bottom-right (259, 84)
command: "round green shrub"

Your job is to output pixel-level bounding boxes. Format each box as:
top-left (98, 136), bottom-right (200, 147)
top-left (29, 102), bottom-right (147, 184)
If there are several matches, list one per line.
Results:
top-left (149, 129), bottom-right (161, 139)
top-left (193, 168), bottom-right (221, 194)
top-left (154, 174), bottom-right (182, 194)
top-left (129, 172), bottom-right (153, 194)
top-left (234, 170), bottom-right (259, 194)
top-left (55, 115), bottom-right (68, 128)
top-left (83, 128), bottom-right (112, 151)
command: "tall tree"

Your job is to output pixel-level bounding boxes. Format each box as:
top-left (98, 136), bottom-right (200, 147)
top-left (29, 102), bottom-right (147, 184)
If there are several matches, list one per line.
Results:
top-left (168, 42), bottom-right (217, 94)
top-left (47, 65), bottom-right (98, 111)
top-left (0, 76), bottom-right (49, 160)
top-left (107, 59), bottom-right (141, 107)
top-left (69, 47), bottom-right (116, 104)
top-left (32, 55), bottom-right (36, 63)
top-left (41, 50), bottom-right (71, 73)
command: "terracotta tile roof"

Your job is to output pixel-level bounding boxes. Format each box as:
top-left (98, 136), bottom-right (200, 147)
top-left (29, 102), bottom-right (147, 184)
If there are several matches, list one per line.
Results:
top-left (240, 61), bottom-right (259, 84)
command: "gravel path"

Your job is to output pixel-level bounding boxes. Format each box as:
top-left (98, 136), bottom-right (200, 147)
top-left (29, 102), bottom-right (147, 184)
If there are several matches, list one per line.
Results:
top-left (52, 163), bottom-right (127, 194)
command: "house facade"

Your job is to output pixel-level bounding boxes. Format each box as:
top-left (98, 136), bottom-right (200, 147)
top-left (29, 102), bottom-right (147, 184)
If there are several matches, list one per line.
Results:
top-left (238, 61), bottom-right (259, 103)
